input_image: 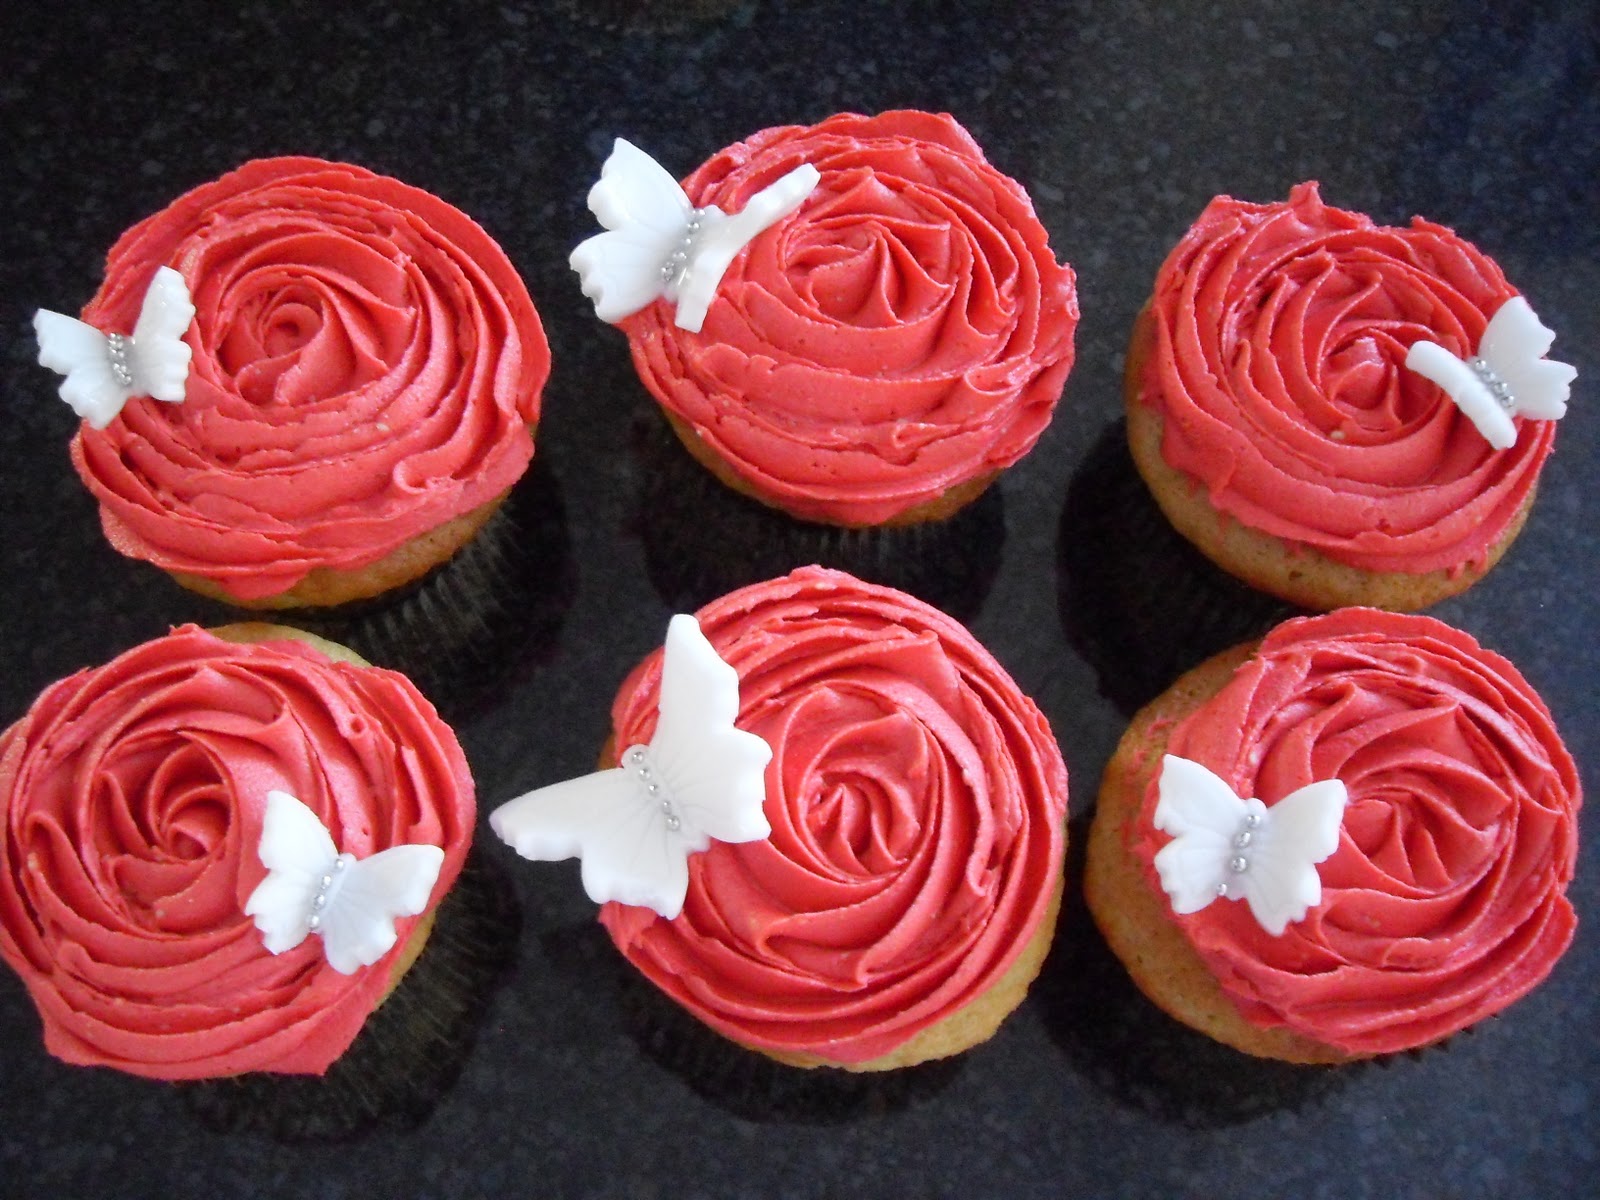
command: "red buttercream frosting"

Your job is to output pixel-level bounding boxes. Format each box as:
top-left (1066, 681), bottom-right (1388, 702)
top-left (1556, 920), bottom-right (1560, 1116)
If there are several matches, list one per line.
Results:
top-left (0, 626), bottom-right (474, 1080)
top-left (622, 110), bottom-right (1079, 525)
top-left (1139, 182), bottom-right (1549, 574)
top-left (71, 157), bottom-right (550, 600)
top-left (600, 567), bottom-right (1068, 1064)
top-left (1131, 609), bottom-right (1580, 1054)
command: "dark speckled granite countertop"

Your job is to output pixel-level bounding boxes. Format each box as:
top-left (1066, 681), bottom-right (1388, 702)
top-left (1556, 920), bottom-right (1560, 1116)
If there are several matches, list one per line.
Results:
top-left (1, 2), bottom-right (1595, 1196)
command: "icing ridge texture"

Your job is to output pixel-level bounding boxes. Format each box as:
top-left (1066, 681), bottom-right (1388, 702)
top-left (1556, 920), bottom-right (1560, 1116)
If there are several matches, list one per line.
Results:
top-left (1141, 181), bottom-right (1547, 574)
top-left (601, 566), bottom-right (1069, 1064)
top-left (1132, 609), bottom-right (1580, 1054)
top-left (622, 110), bottom-right (1079, 525)
top-left (0, 626), bottom-right (474, 1079)
top-left (72, 157), bottom-right (550, 600)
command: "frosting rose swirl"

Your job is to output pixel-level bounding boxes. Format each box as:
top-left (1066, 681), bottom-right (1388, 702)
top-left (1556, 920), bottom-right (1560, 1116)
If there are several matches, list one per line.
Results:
top-left (1132, 609), bottom-right (1580, 1054)
top-left (0, 626), bottom-right (474, 1080)
top-left (600, 567), bottom-right (1068, 1064)
top-left (622, 110), bottom-right (1079, 526)
top-left (1140, 181), bottom-right (1547, 574)
top-left (72, 157), bottom-right (549, 600)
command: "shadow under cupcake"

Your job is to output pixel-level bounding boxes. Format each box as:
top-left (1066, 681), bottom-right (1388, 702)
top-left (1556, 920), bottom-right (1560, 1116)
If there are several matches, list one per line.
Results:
top-left (1031, 817), bottom-right (1349, 1128)
top-left (1057, 419), bottom-right (1298, 716)
top-left (631, 411), bottom-right (1005, 623)
top-left (183, 849), bottom-right (523, 1142)
top-left (265, 458), bottom-right (576, 723)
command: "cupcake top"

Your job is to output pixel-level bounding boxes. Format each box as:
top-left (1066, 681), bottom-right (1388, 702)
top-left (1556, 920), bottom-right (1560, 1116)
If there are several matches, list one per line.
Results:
top-left (607, 110), bottom-right (1079, 526)
top-left (1138, 182), bottom-right (1562, 575)
top-left (0, 625), bottom-right (474, 1080)
top-left (68, 157), bottom-right (549, 601)
top-left (598, 566), bottom-right (1069, 1065)
top-left (1130, 608), bottom-right (1580, 1055)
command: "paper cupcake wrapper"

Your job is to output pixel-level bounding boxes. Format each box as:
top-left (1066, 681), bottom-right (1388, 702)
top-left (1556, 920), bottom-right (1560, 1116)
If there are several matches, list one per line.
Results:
top-left (632, 411), bottom-right (1003, 622)
top-left (286, 460), bottom-right (575, 722)
top-left (1058, 420), bottom-right (1298, 715)
top-left (180, 847), bottom-right (521, 1142)
top-left (611, 959), bottom-right (960, 1124)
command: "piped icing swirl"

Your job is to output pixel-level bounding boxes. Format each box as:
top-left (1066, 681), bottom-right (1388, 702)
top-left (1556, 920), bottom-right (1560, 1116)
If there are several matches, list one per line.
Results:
top-left (0, 625), bottom-right (474, 1080)
top-left (600, 567), bottom-right (1068, 1065)
top-left (71, 157), bottom-right (550, 601)
top-left (622, 110), bottom-right (1079, 526)
top-left (1131, 609), bottom-right (1580, 1054)
top-left (1140, 182), bottom-right (1547, 575)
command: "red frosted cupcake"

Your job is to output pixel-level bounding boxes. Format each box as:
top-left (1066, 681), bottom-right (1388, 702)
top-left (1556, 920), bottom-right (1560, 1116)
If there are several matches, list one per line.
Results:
top-left (1086, 608), bottom-right (1581, 1061)
top-left (0, 624), bottom-right (507, 1137)
top-left (572, 111), bottom-right (1080, 527)
top-left (495, 566), bottom-right (1069, 1071)
top-left (37, 157), bottom-right (550, 608)
top-left (1127, 182), bottom-right (1574, 610)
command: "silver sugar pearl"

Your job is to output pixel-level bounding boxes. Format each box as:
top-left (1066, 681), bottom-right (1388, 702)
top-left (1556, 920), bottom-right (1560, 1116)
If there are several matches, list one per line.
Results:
top-left (1216, 881), bottom-right (1230, 898)
top-left (665, 815), bottom-right (681, 831)
top-left (1228, 855), bottom-right (1250, 874)
top-left (313, 893), bottom-right (328, 909)
top-left (307, 913), bottom-right (322, 931)
top-left (106, 333), bottom-right (134, 388)
top-left (1244, 812), bottom-right (1261, 828)
top-left (1233, 830), bottom-right (1253, 849)
top-left (646, 782), bottom-right (659, 794)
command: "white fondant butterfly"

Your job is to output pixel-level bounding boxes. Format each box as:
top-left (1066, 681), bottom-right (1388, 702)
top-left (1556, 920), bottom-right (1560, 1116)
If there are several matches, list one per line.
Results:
top-left (1405, 296), bottom-right (1575, 450)
top-left (570, 138), bottom-right (820, 334)
top-left (1152, 755), bottom-right (1347, 937)
top-left (33, 265), bottom-right (195, 429)
top-left (243, 789), bottom-right (445, 975)
top-left (489, 614), bottom-right (772, 920)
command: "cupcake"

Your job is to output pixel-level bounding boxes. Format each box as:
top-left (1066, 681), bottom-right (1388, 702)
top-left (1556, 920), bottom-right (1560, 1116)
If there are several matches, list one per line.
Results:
top-left (0, 623), bottom-right (510, 1138)
top-left (1128, 182), bottom-right (1575, 611)
top-left (571, 110), bottom-right (1080, 527)
top-left (1085, 608), bottom-right (1581, 1062)
top-left (494, 566), bottom-right (1069, 1073)
top-left (34, 157), bottom-right (551, 609)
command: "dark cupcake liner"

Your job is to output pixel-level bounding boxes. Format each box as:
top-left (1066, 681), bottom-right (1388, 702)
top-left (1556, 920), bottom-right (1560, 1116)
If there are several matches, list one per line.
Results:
top-left (1034, 816), bottom-right (1355, 1127)
top-left (632, 411), bottom-right (1004, 622)
top-left (181, 847), bottom-right (521, 1142)
top-left (610, 958), bottom-right (960, 1123)
top-left (1057, 419), bottom-right (1300, 716)
top-left (270, 459), bottom-right (575, 723)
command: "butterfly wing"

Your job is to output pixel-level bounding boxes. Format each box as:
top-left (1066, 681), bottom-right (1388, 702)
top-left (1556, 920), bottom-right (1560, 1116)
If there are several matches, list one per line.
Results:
top-left (570, 139), bottom-right (695, 323)
top-left (651, 614), bottom-right (772, 848)
top-left (675, 163), bottom-right (819, 333)
top-left (243, 790), bottom-right (339, 955)
top-left (128, 266), bottom-right (195, 403)
top-left (587, 138), bottom-right (694, 235)
top-left (1405, 339), bottom-right (1517, 450)
top-left (1152, 755), bottom-right (1248, 915)
top-left (490, 768), bottom-right (693, 919)
top-left (316, 844), bottom-right (445, 975)
top-left (32, 309), bottom-right (129, 429)
top-left (1478, 296), bottom-right (1576, 421)
top-left (1239, 779), bottom-right (1347, 936)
